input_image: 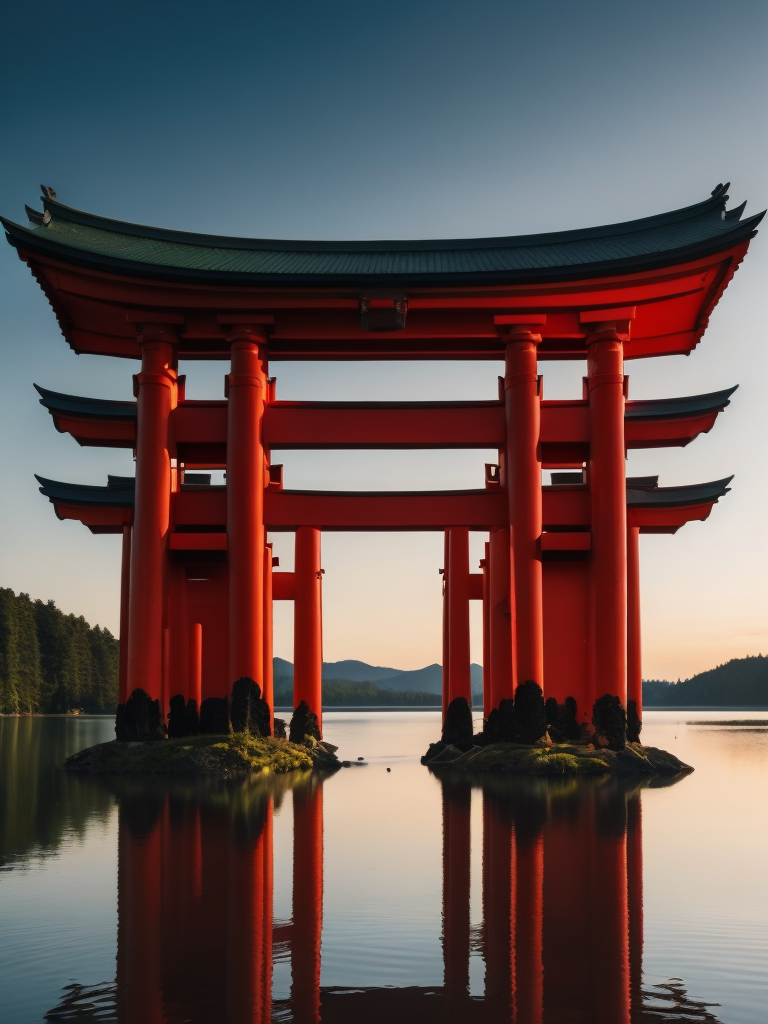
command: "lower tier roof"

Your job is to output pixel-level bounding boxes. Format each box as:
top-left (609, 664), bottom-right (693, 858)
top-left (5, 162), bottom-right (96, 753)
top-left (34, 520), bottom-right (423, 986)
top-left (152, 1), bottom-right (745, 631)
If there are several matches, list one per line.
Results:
top-left (36, 474), bottom-right (732, 535)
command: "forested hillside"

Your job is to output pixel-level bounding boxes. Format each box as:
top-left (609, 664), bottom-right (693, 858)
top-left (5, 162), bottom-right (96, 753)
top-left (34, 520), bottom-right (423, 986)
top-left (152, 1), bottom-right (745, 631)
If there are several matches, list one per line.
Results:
top-left (274, 678), bottom-right (441, 707)
top-left (0, 589), bottom-right (119, 714)
top-left (643, 655), bottom-right (768, 706)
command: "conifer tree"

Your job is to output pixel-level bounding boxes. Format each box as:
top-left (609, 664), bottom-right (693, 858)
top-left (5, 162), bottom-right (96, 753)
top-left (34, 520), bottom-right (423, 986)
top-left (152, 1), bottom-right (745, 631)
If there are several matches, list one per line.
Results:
top-left (0, 589), bottom-right (118, 713)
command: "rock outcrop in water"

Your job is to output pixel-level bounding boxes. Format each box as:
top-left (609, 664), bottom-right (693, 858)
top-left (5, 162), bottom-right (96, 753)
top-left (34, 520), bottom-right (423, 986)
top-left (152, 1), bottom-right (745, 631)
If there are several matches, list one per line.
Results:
top-left (422, 739), bottom-right (691, 777)
top-left (115, 688), bottom-right (164, 742)
top-left (230, 677), bottom-right (271, 736)
top-left (289, 700), bottom-right (321, 744)
top-left (423, 688), bottom-right (691, 778)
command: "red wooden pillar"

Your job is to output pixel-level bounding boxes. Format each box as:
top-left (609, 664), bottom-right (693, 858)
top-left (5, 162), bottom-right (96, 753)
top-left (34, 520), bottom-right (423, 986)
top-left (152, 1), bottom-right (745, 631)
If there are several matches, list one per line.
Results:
top-left (118, 516), bottom-right (132, 704)
top-left (627, 524), bottom-right (642, 720)
top-left (294, 527), bottom-right (323, 733)
top-left (442, 780), bottom-right (471, 997)
top-left (447, 527), bottom-right (472, 707)
top-left (292, 783), bottom-right (323, 1024)
top-left (480, 543), bottom-right (491, 719)
top-left (226, 326), bottom-right (267, 689)
top-left (585, 315), bottom-right (630, 704)
top-left (127, 328), bottom-right (177, 704)
top-left (504, 320), bottom-right (544, 689)
top-left (489, 526), bottom-right (514, 709)
top-left (189, 622), bottom-right (202, 707)
top-left (263, 543), bottom-right (274, 730)
top-left (441, 532), bottom-right (449, 719)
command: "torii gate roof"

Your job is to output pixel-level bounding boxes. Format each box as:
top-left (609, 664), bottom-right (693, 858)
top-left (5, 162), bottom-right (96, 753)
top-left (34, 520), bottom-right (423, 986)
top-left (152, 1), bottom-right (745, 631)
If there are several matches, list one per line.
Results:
top-left (3, 185), bottom-right (762, 359)
top-left (4, 183), bottom-right (762, 285)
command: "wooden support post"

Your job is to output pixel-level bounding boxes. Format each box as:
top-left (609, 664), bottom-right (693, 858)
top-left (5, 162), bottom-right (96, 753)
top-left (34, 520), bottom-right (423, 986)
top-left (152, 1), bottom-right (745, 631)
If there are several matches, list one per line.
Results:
top-left (263, 544), bottom-right (274, 730)
top-left (294, 527), bottom-right (323, 733)
top-left (447, 527), bottom-right (472, 707)
top-left (481, 542), bottom-right (491, 719)
top-left (489, 526), bottom-right (513, 709)
top-left (118, 517), bottom-right (132, 704)
top-left (127, 328), bottom-right (176, 704)
top-left (442, 531), bottom-right (450, 719)
top-left (627, 525), bottom-right (642, 722)
top-left (586, 318), bottom-right (629, 704)
top-left (189, 623), bottom-right (202, 707)
top-left (292, 783), bottom-right (323, 1024)
top-left (226, 327), bottom-right (267, 689)
top-left (504, 324), bottom-right (544, 689)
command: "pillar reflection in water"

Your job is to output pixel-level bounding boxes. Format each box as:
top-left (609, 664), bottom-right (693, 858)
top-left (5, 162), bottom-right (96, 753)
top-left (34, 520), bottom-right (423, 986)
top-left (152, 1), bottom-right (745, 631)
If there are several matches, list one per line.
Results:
top-left (440, 775), bottom-right (646, 1024)
top-left (109, 771), bottom-right (678, 1024)
top-left (115, 776), bottom-right (323, 1024)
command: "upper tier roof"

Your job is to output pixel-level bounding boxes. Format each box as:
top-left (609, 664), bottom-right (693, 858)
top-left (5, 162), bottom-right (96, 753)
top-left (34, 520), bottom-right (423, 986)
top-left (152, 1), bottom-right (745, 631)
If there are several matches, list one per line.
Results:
top-left (2, 183), bottom-right (763, 286)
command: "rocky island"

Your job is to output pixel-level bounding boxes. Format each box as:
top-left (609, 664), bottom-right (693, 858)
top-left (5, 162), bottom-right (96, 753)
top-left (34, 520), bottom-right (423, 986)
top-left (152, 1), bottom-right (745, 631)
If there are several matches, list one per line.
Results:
top-left (65, 680), bottom-right (344, 776)
top-left (423, 682), bottom-right (692, 779)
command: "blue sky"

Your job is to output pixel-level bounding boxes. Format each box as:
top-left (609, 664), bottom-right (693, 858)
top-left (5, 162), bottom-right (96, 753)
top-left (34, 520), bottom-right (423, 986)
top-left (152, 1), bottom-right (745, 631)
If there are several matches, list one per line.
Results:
top-left (1, 0), bottom-right (766, 677)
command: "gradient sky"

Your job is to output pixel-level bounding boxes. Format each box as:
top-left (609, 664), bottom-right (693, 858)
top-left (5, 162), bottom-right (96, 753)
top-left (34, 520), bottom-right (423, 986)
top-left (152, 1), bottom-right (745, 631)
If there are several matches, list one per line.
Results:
top-left (1, 0), bottom-right (766, 680)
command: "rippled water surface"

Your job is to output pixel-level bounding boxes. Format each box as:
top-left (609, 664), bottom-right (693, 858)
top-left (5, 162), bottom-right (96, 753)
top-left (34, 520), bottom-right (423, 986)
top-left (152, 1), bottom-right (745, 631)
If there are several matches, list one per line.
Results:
top-left (1, 711), bottom-right (766, 1023)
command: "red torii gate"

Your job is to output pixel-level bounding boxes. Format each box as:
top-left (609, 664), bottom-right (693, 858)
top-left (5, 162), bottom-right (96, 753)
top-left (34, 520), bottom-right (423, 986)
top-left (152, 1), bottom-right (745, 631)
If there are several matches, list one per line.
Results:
top-left (3, 183), bottom-right (761, 736)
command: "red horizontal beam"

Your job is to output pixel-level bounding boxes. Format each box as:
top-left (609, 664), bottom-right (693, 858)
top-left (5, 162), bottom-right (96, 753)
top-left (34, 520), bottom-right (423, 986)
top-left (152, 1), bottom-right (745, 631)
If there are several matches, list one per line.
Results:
top-left (263, 489), bottom-right (506, 530)
top-left (44, 397), bottom-right (727, 456)
top-left (272, 572), bottom-right (296, 601)
top-left (541, 531), bottom-right (592, 551)
top-left (264, 402), bottom-right (506, 450)
top-left (169, 532), bottom-right (227, 551)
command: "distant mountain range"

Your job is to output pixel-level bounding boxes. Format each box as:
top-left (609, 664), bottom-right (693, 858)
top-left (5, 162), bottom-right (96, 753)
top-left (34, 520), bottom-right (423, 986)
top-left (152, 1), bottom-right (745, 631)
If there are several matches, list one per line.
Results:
top-left (273, 657), bottom-right (483, 695)
top-left (274, 654), bottom-right (768, 707)
top-left (643, 655), bottom-right (768, 706)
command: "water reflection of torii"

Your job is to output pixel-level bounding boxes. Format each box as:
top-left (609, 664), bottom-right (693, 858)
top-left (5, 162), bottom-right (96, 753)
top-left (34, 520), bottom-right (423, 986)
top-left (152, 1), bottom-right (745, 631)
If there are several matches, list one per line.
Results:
top-left (51, 775), bottom-right (721, 1024)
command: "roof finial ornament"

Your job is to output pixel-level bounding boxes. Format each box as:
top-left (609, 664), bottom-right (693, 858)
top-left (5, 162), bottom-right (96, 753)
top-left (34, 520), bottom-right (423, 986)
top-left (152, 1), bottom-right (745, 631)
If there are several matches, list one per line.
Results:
top-left (40, 185), bottom-right (57, 200)
top-left (711, 182), bottom-right (730, 197)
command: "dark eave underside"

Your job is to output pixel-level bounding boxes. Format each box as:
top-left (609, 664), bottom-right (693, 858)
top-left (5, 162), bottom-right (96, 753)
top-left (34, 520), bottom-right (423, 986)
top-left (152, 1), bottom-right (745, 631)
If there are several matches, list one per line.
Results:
top-left (624, 387), bottom-right (737, 420)
top-left (36, 476), bottom-right (732, 510)
top-left (35, 384), bottom-right (137, 420)
top-left (34, 387), bottom-right (737, 424)
top-left (3, 186), bottom-right (763, 287)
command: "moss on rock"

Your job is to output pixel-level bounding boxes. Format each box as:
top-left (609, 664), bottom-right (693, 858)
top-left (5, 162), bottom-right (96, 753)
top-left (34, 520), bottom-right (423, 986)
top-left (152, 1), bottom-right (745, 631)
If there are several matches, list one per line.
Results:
top-left (421, 740), bottom-right (692, 778)
top-left (65, 732), bottom-right (321, 777)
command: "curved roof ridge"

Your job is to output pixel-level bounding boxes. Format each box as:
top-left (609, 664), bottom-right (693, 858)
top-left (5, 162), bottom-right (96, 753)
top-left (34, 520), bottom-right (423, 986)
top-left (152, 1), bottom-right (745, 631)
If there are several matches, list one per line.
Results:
top-left (625, 386), bottom-right (738, 420)
top-left (35, 384), bottom-right (137, 418)
top-left (627, 476), bottom-right (733, 507)
top-left (33, 188), bottom-right (737, 254)
top-left (5, 187), bottom-right (762, 287)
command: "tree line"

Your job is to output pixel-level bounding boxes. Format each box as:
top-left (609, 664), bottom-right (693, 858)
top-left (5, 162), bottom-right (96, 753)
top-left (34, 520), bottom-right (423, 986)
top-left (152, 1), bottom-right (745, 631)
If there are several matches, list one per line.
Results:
top-left (0, 589), bottom-right (119, 714)
top-left (274, 677), bottom-right (441, 707)
top-left (643, 655), bottom-right (768, 706)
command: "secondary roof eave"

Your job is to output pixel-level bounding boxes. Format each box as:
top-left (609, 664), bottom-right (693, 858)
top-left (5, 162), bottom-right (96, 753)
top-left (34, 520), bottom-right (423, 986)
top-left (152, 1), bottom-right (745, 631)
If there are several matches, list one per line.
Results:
top-left (625, 387), bottom-right (738, 421)
top-left (626, 477), bottom-right (732, 508)
top-left (35, 384), bottom-right (137, 420)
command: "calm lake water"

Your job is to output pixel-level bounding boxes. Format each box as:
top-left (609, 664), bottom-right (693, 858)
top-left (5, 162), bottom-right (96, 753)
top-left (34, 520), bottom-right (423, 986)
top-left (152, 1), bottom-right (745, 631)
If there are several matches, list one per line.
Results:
top-left (1, 712), bottom-right (766, 1023)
